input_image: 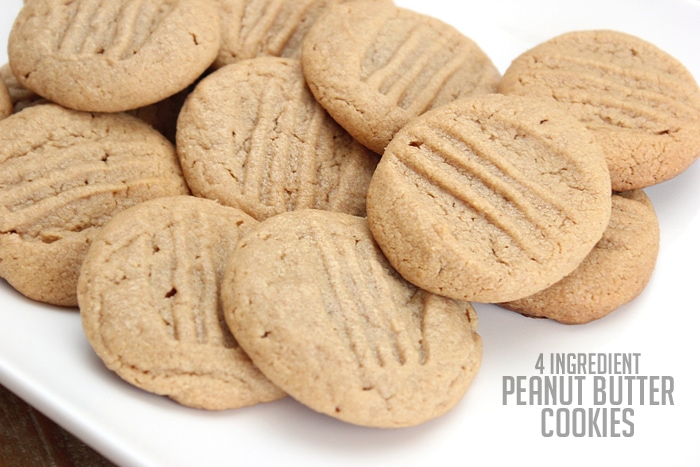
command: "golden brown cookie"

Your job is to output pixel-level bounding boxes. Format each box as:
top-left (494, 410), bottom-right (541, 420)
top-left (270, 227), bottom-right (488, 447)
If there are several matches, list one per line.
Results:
top-left (177, 57), bottom-right (378, 220)
top-left (78, 196), bottom-right (286, 410)
top-left (222, 209), bottom-right (482, 427)
top-left (366, 93), bottom-right (612, 303)
top-left (8, 0), bottom-right (220, 112)
top-left (498, 29), bottom-right (700, 191)
top-left (213, 0), bottom-right (392, 69)
top-left (301, 1), bottom-right (501, 154)
top-left (0, 104), bottom-right (190, 307)
top-left (498, 190), bottom-right (660, 324)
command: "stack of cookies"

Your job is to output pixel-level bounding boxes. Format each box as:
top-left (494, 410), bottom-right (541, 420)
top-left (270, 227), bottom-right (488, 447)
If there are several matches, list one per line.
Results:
top-left (1, 0), bottom-right (698, 428)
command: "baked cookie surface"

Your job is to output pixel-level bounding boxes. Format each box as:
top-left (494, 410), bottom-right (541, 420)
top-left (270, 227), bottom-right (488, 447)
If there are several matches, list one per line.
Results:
top-left (78, 196), bottom-right (286, 410)
top-left (213, 0), bottom-right (392, 69)
top-left (0, 63), bottom-right (45, 113)
top-left (499, 190), bottom-right (660, 324)
top-left (221, 209), bottom-right (482, 428)
top-left (8, 0), bottom-right (220, 112)
top-left (0, 103), bottom-right (190, 306)
top-left (177, 57), bottom-right (378, 220)
top-left (498, 29), bottom-right (700, 191)
top-left (0, 79), bottom-right (11, 119)
top-left (301, 1), bottom-right (501, 153)
top-left (366, 93), bottom-right (612, 303)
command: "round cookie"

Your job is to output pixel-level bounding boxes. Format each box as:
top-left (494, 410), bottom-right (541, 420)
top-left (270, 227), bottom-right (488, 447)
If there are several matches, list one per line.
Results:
top-left (366, 93), bottom-right (612, 303)
top-left (0, 103), bottom-right (190, 307)
top-left (222, 209), bottom-right (482, 428)
top-left (499, 190), bottom-right (660, 324)
top-left (0, 79), bottom-right (12, 119)
top-left (177, 57), bottom-right (378, 221)
top-left (498, 29), bottom-right (700, 191)
top-left (301, 2), bottom-right (501, 154)
top-left (213, 0), bottom-right (392, 69)
top-left (8, 0), bottom-right (220, 112)
top-left (78, 196), bottom-right (286, 410)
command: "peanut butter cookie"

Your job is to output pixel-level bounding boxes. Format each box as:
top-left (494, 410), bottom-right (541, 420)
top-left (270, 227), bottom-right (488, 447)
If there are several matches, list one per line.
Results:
top-left (222, 209), bottom-right (482, 427)
top-left (301, 1), bottom-right (500, 153)
top-left (499, 30), bottom-right (700, 191)
top-left (8, 0), bottom-right (220, 112)
top-left (366, 93), bottom-right (612, 303)
top-left (499, 190), bottom-right (660, 324)
top-left (177, 57), bottom-right (378, 220)
top-left (0, 103), bottom-right (189, 306)
top-left (79, 196), bottom-right (286, 410)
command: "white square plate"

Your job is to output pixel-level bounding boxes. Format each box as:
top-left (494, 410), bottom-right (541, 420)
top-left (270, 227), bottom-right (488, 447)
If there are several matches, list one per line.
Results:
top-left (1, 1), bottom-right (699, 465)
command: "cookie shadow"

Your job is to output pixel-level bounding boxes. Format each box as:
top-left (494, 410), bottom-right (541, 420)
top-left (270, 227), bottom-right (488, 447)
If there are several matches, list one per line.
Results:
top-left (257, 392), bottom-right (462, 460)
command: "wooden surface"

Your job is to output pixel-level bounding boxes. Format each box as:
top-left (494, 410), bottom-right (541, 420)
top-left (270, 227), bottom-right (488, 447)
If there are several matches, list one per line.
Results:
top-left (0, 382), bottom-right (115, 467)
